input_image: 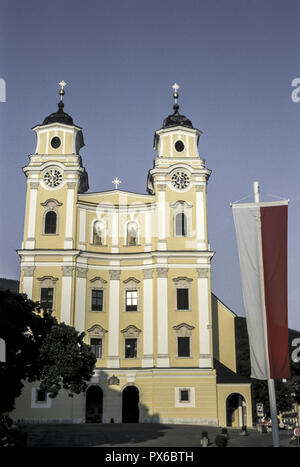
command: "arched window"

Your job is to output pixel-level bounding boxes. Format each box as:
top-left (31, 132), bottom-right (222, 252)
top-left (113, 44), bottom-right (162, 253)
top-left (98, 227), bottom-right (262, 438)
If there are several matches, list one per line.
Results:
top-left (127, 222), bottom-right (138, 246)
top-left (44, 211), bottom-right (57, 234)
top-left (175, 212), bottom-right (187, 236)
top-left (93, 221), bottom-right (103, 245)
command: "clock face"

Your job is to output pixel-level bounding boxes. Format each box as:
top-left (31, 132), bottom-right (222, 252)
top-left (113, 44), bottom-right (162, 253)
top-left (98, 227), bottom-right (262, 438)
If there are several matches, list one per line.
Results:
top-left (50, 136), bottom-right (61, 149)
top-left (171, 171), bottom-right (190, 190)
top-left (43, 169), bottom-right (63, 187)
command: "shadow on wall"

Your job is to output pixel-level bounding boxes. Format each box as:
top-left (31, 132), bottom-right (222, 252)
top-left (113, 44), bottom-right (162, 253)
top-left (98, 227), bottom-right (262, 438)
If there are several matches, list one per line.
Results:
top-left (85, 370), bottom-right (161, 425)
top-left (18, 369), bottom-right (172, 447)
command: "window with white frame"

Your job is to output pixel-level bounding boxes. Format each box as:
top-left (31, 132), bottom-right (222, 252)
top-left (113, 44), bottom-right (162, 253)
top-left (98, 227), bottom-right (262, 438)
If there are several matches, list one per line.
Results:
top-left (90, 338), bottom-right (103, 359)
top-left (174, 387), bottom-right (195, 408)
top-left (40, 287), bottom-right (54, 310)
top-left (179, 388), bottom-right (190, 403)
top-left (41, 199), bottom-right (62, 235)
top-left (38, 276), bottom-right (58, 311)
top-left (173, 277), bottom-right (192, 311)
top-left (125, 338), bottom-right (137, 358)
top-left (91, 289), bottom-right (104, 312)
top-left (177, 336), bottom-right (190, 357)
top-left (175, 212), bottom-right (187, 236)
top-left (31, 387), bottom-right (51, 408)
top-left (123, 277), bottom-right (140, 312)
top-left (89, 277), bottom-right (107, 313)
top-left (125, 290), bottom-right (138, 311)
top-left (87, 325), bottom-right (107, 359)
top-left (173, 323), bottom-right (194, 358)
top-left (170, 200), bottom-right (192, 238)
top-left (44, 211), bottom-right (57, 234)
top-left (121, 325), bottom-right (141, 359)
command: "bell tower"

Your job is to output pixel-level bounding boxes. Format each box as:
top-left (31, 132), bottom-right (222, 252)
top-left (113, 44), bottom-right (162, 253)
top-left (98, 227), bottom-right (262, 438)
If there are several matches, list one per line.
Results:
top-left (21, 82), bottom-right (89, 255)
top-left (147, 84), bottom-right (211, 251)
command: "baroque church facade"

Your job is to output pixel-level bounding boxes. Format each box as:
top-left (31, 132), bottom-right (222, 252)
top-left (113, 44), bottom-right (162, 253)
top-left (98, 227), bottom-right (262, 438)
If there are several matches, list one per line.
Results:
top-left (11, 83), bottom-right (252, 427)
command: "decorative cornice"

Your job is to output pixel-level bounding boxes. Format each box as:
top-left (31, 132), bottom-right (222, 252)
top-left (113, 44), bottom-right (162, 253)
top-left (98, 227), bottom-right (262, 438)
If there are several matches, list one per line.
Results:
top-left (172, 276), bottom-right (193, 283)
top-left (87, 324), bottom-right (108, 335)
top-left (37, 275), bottom-right (58, 282)
top-left (41, 198), bottom-right (63, 207)
top-left (121, 325), bottom-right (142, 334)
top-left (157, 267), bottom-right (168, 278)
top-left (90, 276), bottom-right (107, 284)
top-left (123, 277), bottom-right (140, 284)
top-left (109, 270), bottom-right (121, 280)
top-left (170, 200), bottom-right (192, 209)
top-left (172, 322), bottom-right (195, 331)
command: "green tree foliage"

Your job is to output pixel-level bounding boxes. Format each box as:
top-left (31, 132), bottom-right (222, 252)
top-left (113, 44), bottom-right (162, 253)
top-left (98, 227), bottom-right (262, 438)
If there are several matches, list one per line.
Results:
top-left (0, 290), bottom-right (96, 414)
top-left (235, 317), bottom-right (300, 419)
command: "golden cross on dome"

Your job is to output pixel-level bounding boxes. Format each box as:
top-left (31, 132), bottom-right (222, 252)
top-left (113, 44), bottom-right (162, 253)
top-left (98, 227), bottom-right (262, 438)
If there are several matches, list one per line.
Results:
top-left (172, 83), bottom-right (179, 105)
top-left (112, 177), bottom-right (122, 189)
top-left (59, 80), bottom-right (67, 101)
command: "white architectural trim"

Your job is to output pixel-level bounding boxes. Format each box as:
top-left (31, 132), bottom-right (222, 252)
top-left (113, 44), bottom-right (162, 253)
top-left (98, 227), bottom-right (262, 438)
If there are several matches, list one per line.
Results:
top-left (174, 387), bottom-right (195, 408)
top-left (61, 273), bottom-right (73, 325)
top-left (79, 208), bottom-right (86, 250)
top-left (142, 272), bottom-right (153, 367)
top-left (198, 274), bottom-right (212, 368)
top-left (157, 271), bottom-right (169, 367)
top-left (74, 270), bottom-right (87, 333)
top-left (26, 183), bottom-right (38, 249)
top-left (196, 189), bottom-right (206, 250)
top-left (107, 271), bottom-right (120, 368)
top-left (64, 183), bottom-right (75, 248)
top-left (31, 388), bottom-right (52, 409)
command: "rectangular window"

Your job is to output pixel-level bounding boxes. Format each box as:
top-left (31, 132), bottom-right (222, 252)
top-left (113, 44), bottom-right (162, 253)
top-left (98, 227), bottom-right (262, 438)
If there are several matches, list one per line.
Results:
top-left (180, 389), bottom-right (190, 402)
top-left (40, 287), bottom-right (54, 310)
top-left (177, 288), bottom-right (189, 310)
top-left (36, 390), bottom-right (46, 403)
top-left (177, 336), bottom-right (190, 357)
top-left (90, 338), bottom-right (102, 359)
top-left (125, 338), bottom-right (137, 358)
top-left (91, 289), bottom-right (103, 311)
top-left (125, 290), bottom-right (138, 311)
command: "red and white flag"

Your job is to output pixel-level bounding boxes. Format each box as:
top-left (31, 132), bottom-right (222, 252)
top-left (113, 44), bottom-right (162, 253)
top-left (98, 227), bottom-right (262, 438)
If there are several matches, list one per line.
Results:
top-left (232, 201), bottom-right (290, 380)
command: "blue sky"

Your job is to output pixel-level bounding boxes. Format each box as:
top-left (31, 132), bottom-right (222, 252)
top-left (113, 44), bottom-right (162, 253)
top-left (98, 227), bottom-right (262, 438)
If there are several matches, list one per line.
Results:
top-left (0, 0), bottom-right (300, 330)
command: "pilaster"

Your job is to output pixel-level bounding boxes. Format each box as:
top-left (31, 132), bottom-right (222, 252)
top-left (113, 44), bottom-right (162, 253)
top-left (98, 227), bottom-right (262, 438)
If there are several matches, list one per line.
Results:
top-left (197, 267), bottom-right (212, 368)
top-left (107, 270), bottom-right (121, 368)
top-left (142, 268), bottom-right (154, 367)
top-left (156, 267), bottom-right (169, 367)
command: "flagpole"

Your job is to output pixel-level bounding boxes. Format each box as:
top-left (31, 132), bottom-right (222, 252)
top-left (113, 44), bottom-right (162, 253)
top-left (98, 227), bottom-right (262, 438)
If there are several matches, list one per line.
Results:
top-left (253, 181), bottom-right (280, 447)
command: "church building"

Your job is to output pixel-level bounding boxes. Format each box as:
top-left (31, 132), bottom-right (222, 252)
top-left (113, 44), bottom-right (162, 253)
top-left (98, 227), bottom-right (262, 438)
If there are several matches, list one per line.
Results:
top-left (11, 83), bottom-right (252, 427)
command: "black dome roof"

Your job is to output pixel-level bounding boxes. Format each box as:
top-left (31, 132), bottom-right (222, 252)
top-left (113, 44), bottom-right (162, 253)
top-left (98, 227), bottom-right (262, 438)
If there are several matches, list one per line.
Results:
top-left (162, 103), bottom-right (193, 129)
top-left (43, 101), bottom-right (74, 126)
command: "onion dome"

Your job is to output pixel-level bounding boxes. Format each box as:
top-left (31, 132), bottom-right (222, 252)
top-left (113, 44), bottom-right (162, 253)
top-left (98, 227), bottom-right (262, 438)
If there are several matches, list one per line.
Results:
top-left (162, 83), bottom-right (194, 129)
top-left (43, 81), bottom-right (74, 126)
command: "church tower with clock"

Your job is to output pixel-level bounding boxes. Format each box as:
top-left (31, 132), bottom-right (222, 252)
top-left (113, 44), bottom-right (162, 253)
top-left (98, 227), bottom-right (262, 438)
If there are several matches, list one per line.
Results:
top-left (12, 83), bottom-right (252, 427)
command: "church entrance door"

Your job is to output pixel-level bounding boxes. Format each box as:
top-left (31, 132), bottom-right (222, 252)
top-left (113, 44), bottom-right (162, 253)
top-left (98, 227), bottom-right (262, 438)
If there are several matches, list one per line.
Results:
top-left (86, 385), bottom-right (103, 423)
top-left (122, 386), bottom-right (139, 423)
